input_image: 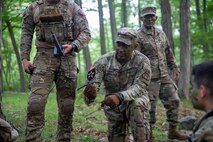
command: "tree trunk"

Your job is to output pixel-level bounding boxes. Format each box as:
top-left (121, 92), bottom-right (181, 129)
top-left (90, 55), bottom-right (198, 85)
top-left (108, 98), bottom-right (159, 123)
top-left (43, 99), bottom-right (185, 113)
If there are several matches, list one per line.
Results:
top-left (108, 0), bottom-right (117, 50)
top-left (82, 47), bottom-right (92, 71)
top-left (202, 0), bottom-right (209, 59)
top-left (122, 0), bottom-right (127, 27)
top-left (138, 0), bottom-right (141, 27)
top-left (0, 37), bottom-right (2, 96)
top-left (98, 0), bottom-right (106, 55)
top-left (1, 39), bottom-right (10, 88)
top-left (178, 0), bottom-right (191, 99)
top-left (6, 21), bottom-right (26, 92)
top-left (195, 0), bottom-right (201, 18)
top-left (75, 0), bottom-right (91, 70)
top-left (160, 0), bottom-right (175, 54)
top-left (0, 0), bottom-right (3, 97)
top-left (0, 23), bottom-right (2, 96)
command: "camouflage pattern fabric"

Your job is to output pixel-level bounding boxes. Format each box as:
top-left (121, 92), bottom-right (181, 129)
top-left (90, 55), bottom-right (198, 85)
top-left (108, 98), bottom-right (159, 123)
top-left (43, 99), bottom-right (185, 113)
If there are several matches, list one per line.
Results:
top-left (147, 76), bottom-right (180, 125)
top-left (137, 26), bottom-right (180, 126)
top-left (20, 0), bottom-right (91, 60)
top-left (0, 118), bottom-right (13, 142)
top-left (190, 110), bottom-right (213, 142)
top-left (137, 26), bottom-right (178, 79)
top-left (92, 50), bottom-right (151, 142)
top-left (20, 0), bottom-right (91, 141)
top-left (0, 118), bottom-right (18, 142)
top-left (25, 50), bottom-right (77, 142)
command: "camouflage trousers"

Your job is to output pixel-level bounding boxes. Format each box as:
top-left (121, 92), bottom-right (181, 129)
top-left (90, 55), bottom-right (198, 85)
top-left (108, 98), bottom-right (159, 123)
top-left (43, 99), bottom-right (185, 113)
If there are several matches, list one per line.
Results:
top-left (147, 75), bottom-right (180, 127)
top-left (26, 48), bottom-right (77, 142)
top-left (104, 95), bottom-right (150, 142)
top-left (0, 118), bottom-right (19, 142)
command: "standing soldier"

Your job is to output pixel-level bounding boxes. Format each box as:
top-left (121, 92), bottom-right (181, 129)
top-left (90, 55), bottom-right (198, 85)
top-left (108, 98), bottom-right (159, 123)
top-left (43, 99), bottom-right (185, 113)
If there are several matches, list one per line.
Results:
top-left (83, 27), bottom-right (151, 142)
top-left (20, 0), bottom-right (91, 141)
top-left (137, 6), bottom-right (187, 141)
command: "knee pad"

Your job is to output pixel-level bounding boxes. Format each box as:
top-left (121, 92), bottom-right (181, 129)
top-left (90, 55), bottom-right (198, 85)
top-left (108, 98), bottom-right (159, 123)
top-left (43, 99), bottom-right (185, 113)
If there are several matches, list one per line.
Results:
top-left (171, 100), bottom-right (180, 109)
top-left (28, 94), bottom-right (45, 114)
top-left (60, 98), bottom-right (74, 115)
top-left (28, 88), bottom-right (48, 114)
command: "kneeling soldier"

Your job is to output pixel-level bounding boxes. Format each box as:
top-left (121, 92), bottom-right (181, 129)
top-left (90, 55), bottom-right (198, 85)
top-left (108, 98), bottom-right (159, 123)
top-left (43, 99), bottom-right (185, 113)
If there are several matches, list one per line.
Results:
top-left (84, 27), bottom-right (151, 142)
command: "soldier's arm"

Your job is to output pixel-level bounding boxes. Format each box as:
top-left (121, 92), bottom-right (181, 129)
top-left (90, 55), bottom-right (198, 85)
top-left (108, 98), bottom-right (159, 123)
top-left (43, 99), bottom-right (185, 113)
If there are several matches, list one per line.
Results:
top-left (191, 119), bottom-right (213, 142)
top-left (20, 5), bottom-right (35, 61)
top-left (91, 60), bottom-right (105, 92)
top-left (165, 37), bottom-right (178, 70)
top-left (120, 56), bottom-right (151, 101)
top-left (71, 3), bottom-right (91, 52)
top-left (135, 30), bottom-right (143, 52)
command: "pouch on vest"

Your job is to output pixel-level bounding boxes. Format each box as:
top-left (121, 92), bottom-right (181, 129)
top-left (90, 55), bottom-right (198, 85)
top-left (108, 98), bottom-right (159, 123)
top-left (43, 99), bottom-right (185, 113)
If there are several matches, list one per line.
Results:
top-left (38, 5), bottom-right (66, 42)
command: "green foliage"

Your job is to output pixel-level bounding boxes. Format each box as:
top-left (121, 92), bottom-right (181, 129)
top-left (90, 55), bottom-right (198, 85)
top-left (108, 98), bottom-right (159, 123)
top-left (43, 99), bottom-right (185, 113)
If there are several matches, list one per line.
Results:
top-left (1, 0), bottom-right (213, 91)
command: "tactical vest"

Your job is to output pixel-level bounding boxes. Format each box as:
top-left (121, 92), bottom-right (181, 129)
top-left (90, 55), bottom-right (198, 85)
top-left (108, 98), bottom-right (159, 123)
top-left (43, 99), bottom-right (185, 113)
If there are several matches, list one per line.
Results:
top-left (33, 0), bottom-right (74, 42)
top-left (101, 53), bottom-right (138, 94)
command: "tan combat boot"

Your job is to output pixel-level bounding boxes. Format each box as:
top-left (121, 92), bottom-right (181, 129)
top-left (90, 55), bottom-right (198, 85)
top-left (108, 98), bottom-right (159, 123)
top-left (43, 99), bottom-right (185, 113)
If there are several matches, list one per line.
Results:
top-left (168, 125), bottom-right (188, 140)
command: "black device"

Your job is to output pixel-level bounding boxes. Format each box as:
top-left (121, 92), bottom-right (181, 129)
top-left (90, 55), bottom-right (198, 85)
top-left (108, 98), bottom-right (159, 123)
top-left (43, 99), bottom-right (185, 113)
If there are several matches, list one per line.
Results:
top-left (29, 66), bottom-right (35, 74)
top-left (51, 32), bottom-right (65, 57)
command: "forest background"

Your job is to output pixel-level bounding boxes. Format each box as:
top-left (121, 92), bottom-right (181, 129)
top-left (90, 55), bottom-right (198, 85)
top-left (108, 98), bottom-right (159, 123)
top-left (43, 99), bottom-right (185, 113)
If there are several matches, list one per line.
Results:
top-left (0, 0), bottom-right (213, 97)
top-left (0, 0), bottom-right (212, 141)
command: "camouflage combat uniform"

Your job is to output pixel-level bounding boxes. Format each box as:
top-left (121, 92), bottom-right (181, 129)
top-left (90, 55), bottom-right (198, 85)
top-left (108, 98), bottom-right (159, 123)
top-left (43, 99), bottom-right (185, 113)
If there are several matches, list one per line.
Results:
top-left (92, 50), bottom-right (151, 142)
top-left (137, 26), bottom-right (180, 127)
top-left (189, 110), bottom-right (213, 142)
top-left (0, 118), bottom-right (19, 142)
top-left (20, 0), bottom-right (91, 141)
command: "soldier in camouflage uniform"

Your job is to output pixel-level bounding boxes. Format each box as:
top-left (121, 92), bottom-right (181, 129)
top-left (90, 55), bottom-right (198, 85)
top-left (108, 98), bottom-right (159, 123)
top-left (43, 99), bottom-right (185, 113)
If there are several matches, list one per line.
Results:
top-left (188, 61), bottom-right (213, 142)
top-left (0, 103), bottom-right (19, 142)
top-left (136, 6), bottom-right (187, 141)
top-left (83, 27), bottom-right (151, 142)
top-left (20, 0), bottom-right (91, 141)
top-left (0, 118), bottom-right (18, 142)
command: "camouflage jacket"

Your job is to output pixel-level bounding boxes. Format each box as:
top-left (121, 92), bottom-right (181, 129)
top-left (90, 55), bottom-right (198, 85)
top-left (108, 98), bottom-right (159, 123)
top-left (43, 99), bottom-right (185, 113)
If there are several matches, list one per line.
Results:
top-left (137, 26), bottom-right (178, 79)
top-left (92, 50), bottom-right (151, 102)
top-left (190, 110), bottom-right (213, 142)
top-left (20, 0), bottom-right (91, 60)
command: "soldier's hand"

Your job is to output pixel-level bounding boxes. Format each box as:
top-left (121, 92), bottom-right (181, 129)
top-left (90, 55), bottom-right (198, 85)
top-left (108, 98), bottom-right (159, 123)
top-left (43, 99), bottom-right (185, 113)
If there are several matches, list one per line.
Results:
top-left (104, 93), bottom-right (121, 109)
top-left (22, 59), bottom-right (35, 74)
top-left (83, 84), bottom-right (97, 105)
top-left (62, 44), bottom-right (73, 54)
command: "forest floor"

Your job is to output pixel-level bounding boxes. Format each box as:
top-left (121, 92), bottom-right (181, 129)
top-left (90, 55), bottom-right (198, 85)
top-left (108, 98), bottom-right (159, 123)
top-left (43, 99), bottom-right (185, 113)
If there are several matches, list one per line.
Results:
top-left (2, 91), bottom-right (204, 142)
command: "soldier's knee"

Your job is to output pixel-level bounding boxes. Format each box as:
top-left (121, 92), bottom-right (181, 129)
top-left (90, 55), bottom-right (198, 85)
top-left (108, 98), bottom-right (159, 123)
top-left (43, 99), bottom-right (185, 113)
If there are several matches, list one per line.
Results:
top-left (57, 87), bottom-right (76, 99)
top-left (28, 88), bottom-right (48, 114)
top-left (61, 98), bottom-right (74, 115)
top-left (28, 95), bottom-right (45, 114)
top-left (172, 99), bottom-right (180, 108)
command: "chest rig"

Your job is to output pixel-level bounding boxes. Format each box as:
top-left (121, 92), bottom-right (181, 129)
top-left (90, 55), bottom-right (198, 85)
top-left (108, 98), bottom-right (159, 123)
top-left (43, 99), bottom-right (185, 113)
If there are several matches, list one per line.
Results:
top-left (34, 0), bottom-right (74, 42)
top-left (102, 55), bottom-right (137, 93)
